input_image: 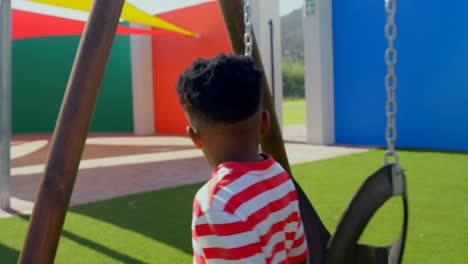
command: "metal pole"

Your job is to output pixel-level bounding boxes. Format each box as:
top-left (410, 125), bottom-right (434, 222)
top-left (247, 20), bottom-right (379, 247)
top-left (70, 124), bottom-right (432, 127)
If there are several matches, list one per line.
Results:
top-left (268, 19), bottom-right (275, 105)
top-left (18, 0), bottom-right (125, 262)
top-left (0, 0), bottom-right (12, 210)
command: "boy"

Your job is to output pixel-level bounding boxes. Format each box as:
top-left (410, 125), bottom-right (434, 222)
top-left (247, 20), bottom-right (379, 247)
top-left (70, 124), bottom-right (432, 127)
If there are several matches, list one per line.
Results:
top-left (176, 54), bottom-right (308, 264)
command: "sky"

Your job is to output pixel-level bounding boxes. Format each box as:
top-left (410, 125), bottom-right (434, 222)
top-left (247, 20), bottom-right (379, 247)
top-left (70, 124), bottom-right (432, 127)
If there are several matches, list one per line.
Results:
top-left (134, 0), bottom-right (304, 16)
top-left (132, 0), bottom-right (304, 16)
top-left (12, 0), bottom-right (304, 20)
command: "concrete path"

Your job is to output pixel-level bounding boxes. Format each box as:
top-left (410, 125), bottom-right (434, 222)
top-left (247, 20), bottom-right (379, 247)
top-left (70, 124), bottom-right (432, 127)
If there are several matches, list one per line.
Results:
top-left (1, 126), bottom-right (368, 218)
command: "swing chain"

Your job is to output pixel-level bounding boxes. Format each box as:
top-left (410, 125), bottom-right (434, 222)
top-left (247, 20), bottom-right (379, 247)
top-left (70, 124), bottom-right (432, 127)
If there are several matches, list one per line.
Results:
top-left (243, 0), bottom-right (253, 57)
top-left (384, 0), bottom-right (400, 167)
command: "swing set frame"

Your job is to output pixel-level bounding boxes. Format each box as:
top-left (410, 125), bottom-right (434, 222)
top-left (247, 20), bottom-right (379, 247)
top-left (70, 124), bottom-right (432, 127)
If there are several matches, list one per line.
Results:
top-left (14, 1), bottom-right (408, 263)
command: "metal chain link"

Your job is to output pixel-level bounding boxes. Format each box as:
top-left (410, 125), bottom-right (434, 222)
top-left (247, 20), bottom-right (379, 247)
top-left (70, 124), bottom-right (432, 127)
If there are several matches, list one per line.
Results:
top-left (243, 0), bottom-right (253, 57)
top-left (384, 0), bottom-right (400, 167)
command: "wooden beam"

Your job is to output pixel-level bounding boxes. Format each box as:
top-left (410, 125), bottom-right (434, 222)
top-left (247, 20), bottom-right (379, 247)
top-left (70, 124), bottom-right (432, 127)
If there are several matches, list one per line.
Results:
top-left (18, 0), bottom-right (125, 263)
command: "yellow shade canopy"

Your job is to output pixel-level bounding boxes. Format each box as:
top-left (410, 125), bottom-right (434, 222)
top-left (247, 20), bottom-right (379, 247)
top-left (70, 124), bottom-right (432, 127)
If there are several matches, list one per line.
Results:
top-left (27, 0), bottom-right (198, 37)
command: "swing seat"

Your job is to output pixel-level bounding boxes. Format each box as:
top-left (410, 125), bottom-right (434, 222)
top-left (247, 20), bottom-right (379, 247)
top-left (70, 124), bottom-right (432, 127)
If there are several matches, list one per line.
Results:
top-left (295, 164), bottom-right (408, 264)
top-left (325, 164), bottom-right (408, 264)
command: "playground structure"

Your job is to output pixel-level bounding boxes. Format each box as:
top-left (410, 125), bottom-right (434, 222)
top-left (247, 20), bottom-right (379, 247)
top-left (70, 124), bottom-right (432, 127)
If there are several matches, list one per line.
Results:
top-left (0, 0), bottom-right (467, 263)
top-left (0, 0), bottom-right (411, 263)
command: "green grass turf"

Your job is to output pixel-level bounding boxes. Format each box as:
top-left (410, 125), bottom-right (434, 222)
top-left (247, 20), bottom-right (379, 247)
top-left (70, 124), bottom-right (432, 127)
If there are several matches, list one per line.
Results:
top-left (283, 98), bottom-right (306, 125)
top-left (0, 149), bottom-right (466, 263)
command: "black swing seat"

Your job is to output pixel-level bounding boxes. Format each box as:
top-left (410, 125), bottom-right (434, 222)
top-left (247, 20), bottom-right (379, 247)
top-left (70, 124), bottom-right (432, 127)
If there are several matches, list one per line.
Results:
top-left (292, 164), bottom-right (408, 264)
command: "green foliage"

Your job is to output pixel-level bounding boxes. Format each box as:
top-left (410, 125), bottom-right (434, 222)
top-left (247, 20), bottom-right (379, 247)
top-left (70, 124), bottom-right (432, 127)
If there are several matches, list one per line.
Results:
top-left (283, 58), bottom-right (305, 98)
top-left (281, 8), bottom-right (306, 99)
top-left (281, 8), bottom-right (304, 59)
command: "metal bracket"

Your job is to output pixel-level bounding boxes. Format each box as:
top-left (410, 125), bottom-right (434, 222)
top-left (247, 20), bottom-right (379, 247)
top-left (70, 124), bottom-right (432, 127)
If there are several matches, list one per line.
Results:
top-left (391, 164), bottom-right (405, 196)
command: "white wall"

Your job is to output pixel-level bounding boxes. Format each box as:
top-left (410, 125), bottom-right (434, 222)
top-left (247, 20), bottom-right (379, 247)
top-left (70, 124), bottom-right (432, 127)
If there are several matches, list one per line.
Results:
top-left (130, 23), bottom-right (155, 135)
top-left (303, 0), bottom-right (335, 144)
top-left (251, 0), bottom-right (283, 129)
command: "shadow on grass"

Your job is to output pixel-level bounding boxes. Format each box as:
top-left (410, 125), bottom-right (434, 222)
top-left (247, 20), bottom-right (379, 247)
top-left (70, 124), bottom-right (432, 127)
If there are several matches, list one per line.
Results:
top-left (4, 182), bottom-right (200, 262)
top-left (61, 230), bottom-right (145, 263)
top-left (0, 243), bottom-right (20, 264)
top-left (397, 148), bottom-right (468, 155)
top-left (364, 146), bottom-right (468, 155)
top-left (70, 182), bottom-right (202, 255)
top-left (16, 215), bottom-right (145, 263)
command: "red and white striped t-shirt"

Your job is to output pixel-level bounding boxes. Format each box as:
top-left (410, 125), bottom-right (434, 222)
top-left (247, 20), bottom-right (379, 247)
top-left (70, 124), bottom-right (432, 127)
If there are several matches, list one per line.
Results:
top-left (192, 154), bottom-right (309, 264)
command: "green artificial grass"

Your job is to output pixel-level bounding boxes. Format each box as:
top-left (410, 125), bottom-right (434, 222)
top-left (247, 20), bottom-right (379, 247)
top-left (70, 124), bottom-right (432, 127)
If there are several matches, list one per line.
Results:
top-left (292, 149), bottom-right (468, 263)
top-left (0, 183), bottom-right (199, 264)
top-left (0, 150), bottom-right (467, 263)
top-left (283, 98), bottom-right (306, 125)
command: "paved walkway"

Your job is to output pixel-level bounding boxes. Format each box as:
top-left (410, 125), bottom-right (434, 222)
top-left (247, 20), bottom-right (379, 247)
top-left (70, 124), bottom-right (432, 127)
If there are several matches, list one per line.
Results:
top-left (1, 126), bottom-right (368, 218)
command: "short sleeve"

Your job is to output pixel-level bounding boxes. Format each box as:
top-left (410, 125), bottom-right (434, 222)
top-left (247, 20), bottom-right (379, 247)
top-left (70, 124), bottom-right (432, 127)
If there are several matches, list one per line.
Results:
top-left (193, 208), bottom-right (266, 263)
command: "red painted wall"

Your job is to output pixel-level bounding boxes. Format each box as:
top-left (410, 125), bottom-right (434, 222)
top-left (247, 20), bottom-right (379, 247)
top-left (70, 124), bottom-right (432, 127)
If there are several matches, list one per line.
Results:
top-left (152, 1), bottom-right (232, 134)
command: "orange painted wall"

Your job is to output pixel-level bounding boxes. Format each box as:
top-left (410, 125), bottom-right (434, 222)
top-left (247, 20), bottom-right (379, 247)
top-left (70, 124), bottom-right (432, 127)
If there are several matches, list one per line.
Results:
top-left (152, 1), bottom-right (232, 134)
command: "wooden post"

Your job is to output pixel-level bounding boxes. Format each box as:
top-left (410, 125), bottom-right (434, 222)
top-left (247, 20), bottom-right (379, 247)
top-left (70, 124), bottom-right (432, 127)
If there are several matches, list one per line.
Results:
top-left (217, 0), bottom-right (291, 175)
top-left (18, 0), bottom-right (125, 263)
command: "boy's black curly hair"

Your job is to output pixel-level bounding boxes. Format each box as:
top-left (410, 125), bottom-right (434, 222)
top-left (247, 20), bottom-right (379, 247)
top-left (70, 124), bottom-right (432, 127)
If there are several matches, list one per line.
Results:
top-left (176, 54), bottom-right (263, 123)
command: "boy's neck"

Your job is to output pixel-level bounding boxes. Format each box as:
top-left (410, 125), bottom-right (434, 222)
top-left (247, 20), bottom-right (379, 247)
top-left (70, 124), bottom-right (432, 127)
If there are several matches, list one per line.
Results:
top-left (216, 145), bottom-right (264, 166)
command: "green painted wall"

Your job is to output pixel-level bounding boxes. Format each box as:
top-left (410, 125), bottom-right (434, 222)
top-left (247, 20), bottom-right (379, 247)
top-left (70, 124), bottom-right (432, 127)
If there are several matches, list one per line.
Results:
top-left (12, 36), bottom-right (133, 133)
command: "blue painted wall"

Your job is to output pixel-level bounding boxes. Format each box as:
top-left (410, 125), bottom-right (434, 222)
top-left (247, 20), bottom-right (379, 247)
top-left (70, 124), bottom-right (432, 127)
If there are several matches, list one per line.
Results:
top-left (333, 0), bottom-right (468, 151)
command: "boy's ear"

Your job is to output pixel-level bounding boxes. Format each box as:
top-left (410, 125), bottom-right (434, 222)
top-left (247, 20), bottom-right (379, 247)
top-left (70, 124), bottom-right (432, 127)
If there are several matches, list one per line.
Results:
top-left (261, 110), bottom-right (270, 137)
top-left (186, 126), bottom-right (204, 149)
